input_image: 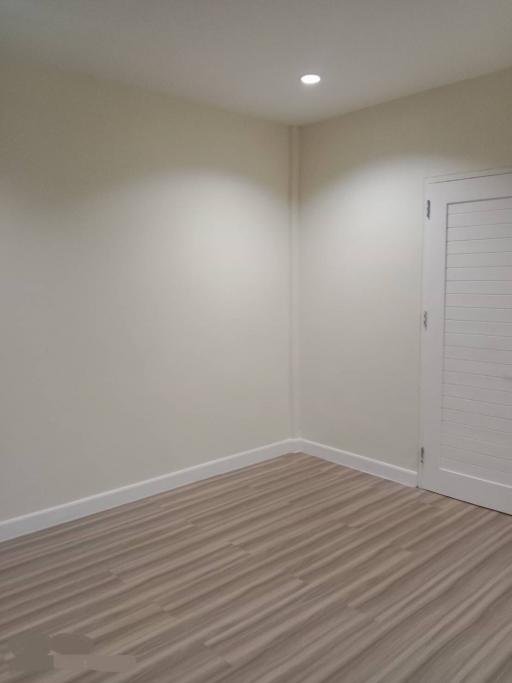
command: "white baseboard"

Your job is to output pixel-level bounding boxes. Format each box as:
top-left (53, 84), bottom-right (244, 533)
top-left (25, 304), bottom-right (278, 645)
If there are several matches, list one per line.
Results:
top-left (0, 438), bottom-right (300, 542)
top-left (297, 438), bottom-right (418, 488)
top-left (0, 437), bottom-right (417, 543)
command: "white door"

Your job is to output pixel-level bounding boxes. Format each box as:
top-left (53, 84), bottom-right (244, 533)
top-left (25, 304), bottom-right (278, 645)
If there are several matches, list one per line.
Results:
top-left (421, 170), bottom-right (512, 513)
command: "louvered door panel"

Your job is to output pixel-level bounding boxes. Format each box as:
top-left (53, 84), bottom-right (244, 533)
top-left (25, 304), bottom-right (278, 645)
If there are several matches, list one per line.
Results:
top-left (421, 173), bottom-right (512, 512)
top-left (441, 196), bottom-right (512, 485)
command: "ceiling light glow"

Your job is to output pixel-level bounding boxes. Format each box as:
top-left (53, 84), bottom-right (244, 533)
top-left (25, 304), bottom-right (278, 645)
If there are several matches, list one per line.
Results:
top-left (300, 74), bottom-right (321, 85)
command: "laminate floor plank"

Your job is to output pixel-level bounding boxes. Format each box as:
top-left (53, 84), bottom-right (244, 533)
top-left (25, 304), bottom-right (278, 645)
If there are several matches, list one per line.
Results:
top-left (1, 453), bottom-right (512, 682)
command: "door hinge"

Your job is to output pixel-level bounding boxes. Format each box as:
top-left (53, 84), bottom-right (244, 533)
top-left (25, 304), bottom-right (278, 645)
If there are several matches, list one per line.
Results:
top-left (426, 199), bottom-right (431, 219)
top-left (423, 310), bottom-right (428, 330)
top-left (420, 447), bottom-right (425, 465)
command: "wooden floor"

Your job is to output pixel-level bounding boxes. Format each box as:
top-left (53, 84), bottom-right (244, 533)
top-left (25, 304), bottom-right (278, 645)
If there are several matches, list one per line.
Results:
top-left (1, 453), bottom-right (512, 682)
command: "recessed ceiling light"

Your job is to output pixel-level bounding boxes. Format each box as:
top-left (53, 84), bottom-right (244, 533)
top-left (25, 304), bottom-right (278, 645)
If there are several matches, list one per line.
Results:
top-left (300, 74), bottom-right (321, 85)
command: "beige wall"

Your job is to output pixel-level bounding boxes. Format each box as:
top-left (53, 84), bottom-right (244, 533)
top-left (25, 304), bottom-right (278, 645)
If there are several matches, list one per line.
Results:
top-left (0, 61), bottom-right (291, 519)
top-left (3, 59), bottom-right (512, 522)
top-left (299, 68), bottom-right (512, 471)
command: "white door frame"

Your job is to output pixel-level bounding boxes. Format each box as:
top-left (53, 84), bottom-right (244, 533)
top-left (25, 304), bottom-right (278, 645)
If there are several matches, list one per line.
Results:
top-left (419, 167), bottom-right (512, 512)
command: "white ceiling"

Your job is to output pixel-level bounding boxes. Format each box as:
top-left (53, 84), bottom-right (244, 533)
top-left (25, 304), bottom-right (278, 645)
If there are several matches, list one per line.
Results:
top-left (1, 0), bottom-right (512, 125)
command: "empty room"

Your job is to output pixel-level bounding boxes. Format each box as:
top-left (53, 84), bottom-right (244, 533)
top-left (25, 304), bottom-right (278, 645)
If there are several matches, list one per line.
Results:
top-left (1, 1), bottom-right (512, 681)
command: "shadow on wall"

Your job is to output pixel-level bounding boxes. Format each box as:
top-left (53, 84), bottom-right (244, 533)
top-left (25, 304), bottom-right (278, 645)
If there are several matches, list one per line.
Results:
top-left (1, 59), bottom-right (286, 206)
